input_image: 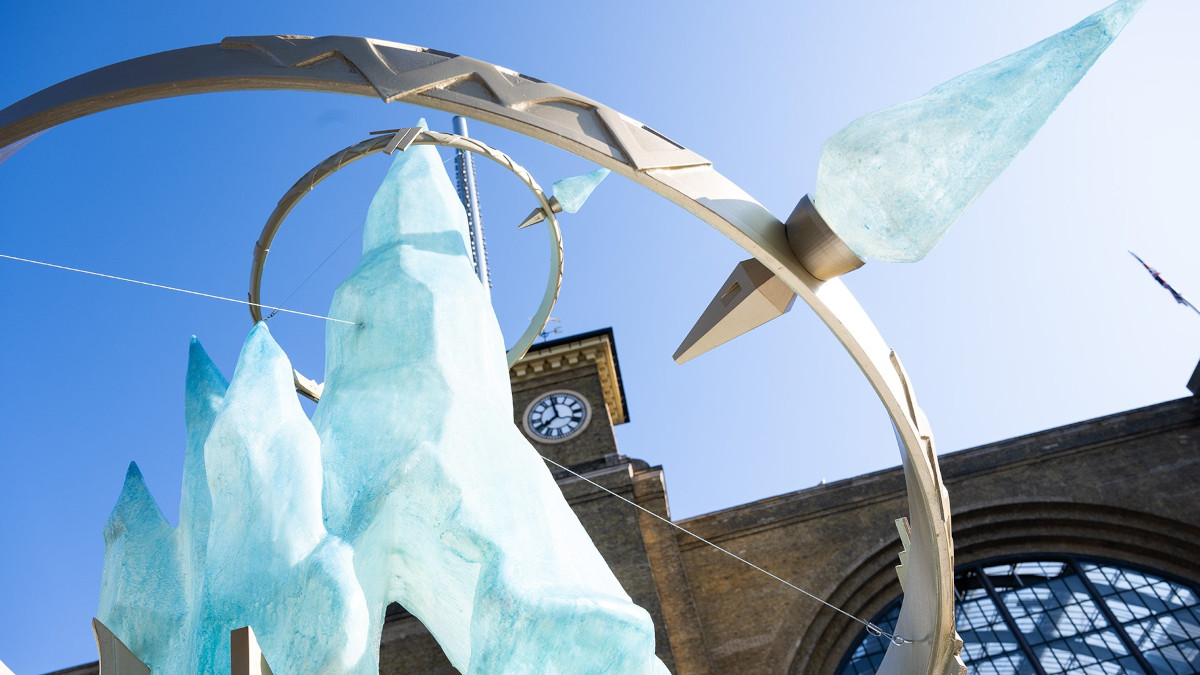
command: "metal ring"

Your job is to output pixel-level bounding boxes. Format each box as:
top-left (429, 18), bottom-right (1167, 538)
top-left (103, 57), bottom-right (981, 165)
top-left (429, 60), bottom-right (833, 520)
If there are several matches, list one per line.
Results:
top-left (248, 129), bottom-right (563, 401)
top-left (0, 40), bottom-right (961, 670)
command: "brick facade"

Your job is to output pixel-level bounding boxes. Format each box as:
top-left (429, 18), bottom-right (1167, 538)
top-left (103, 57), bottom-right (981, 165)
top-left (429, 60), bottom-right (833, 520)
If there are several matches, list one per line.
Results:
top-left (50, 332), bottom-right (1200, 674)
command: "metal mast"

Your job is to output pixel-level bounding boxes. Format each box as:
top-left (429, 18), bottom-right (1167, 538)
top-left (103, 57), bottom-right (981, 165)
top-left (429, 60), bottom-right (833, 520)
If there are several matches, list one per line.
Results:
top-left (453, 116), bottom-right (490, 301)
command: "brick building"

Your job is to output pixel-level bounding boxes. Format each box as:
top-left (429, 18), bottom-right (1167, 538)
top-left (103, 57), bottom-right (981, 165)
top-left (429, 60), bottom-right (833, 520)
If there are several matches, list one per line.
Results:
top-left (52, 328), bottom-right (1200, 674)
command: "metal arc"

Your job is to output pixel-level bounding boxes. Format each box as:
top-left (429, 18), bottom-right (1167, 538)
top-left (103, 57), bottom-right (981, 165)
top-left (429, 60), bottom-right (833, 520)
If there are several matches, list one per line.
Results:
top-left (250, 129), bottom-right (562, 401)
top-left (0, 35), bottom-right (960, 675)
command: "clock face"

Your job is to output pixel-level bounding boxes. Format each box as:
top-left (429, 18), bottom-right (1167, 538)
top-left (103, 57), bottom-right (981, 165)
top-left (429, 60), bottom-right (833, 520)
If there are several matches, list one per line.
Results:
top-left (523, 390), bottom-right (591, 442)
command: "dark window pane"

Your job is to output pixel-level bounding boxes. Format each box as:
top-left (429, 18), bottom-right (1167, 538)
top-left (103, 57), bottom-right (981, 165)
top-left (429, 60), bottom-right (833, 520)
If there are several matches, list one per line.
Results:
top-left (836, 557), bottom-right (1200, 675)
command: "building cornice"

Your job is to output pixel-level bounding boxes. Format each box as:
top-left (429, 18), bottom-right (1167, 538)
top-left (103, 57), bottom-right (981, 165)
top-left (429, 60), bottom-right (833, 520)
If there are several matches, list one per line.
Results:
top-left (510, 328), bottom-right (628, 425)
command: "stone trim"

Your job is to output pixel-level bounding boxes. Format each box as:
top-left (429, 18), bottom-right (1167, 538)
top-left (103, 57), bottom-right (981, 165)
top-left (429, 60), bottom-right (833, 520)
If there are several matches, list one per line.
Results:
top-left (510, 332), bottom-right (626, 425)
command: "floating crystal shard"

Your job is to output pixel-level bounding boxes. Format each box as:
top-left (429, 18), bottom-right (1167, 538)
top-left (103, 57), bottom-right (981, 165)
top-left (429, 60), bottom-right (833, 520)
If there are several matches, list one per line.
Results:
top-left (98, 134), bottom-right (664, 673)
top-left (814, 0), bottom-right (1145, 262)
top-left (552, 167), bottom-right (610, 213)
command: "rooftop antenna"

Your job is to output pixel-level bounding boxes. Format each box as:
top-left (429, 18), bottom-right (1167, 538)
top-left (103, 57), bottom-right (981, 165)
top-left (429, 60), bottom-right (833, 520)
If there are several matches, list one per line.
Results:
top-left (537, 317), bottom-right (563, 342)
top-left (453, 116), bottom-right (490, 301)
top-left (1130, 251), bottom-right (1200, 317)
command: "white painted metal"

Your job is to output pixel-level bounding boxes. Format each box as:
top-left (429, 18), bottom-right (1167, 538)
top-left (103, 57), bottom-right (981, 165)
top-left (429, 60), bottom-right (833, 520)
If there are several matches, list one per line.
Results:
top-left (92, 619), bottom-right (150, 675)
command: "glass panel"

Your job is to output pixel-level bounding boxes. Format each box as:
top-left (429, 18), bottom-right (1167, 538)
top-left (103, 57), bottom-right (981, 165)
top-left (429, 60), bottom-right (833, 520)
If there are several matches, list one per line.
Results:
top-left (969, 652), bottom-right (1040, 674)
top-left (836, 558), bottom-right (1200, 675)
top-left (837, 600), bottom-right (899, 674)
top-left (996, 571), bottom-right (1111, 647)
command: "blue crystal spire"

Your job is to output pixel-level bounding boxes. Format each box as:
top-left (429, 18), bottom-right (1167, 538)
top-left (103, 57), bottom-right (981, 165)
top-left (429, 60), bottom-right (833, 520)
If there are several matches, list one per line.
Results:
top-left (814, 0), bottom-right (1145, 262)
top-left (97, 129), bottom-right (664, 674)
top-left (553, 167), bottom-right (610, 213)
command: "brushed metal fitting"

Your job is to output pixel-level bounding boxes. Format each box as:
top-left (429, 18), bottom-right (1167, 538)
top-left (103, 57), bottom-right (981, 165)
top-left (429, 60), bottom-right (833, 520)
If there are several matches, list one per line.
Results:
top-left (785, 195), bottom-right (865, 281)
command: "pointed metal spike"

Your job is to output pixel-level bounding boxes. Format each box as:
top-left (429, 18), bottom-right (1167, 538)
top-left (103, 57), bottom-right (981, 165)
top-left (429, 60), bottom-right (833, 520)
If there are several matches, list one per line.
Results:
top-left (517, 196), bottom-right (562, 229)
top-left (293, 368), bottom-right (324, 402)
top-left (517, 208), bottom-right (544, 230)
top-left (673, 258), bottom-right (796, 364)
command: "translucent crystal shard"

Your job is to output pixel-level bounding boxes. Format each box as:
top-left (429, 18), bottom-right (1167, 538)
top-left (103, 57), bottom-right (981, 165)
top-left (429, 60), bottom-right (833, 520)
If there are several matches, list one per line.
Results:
top-left (552, 167), bottom-right (610, 213)
top-left (97, 462), bottom-right (186, 671)
top-left (179, 338), bottom-right (226, 648)
top-left (98, 131), bottom-right (663, 673)
top-left (99, 332), bottom-right (367, 673)
top-left (193, 323), bottom-right (367, 674)
top-left (98, 339), bottom-right (226, 671)
top-left (814, 0), bottom-right (1145, 262)
top-left (314, 144), bottom-right (665, 673)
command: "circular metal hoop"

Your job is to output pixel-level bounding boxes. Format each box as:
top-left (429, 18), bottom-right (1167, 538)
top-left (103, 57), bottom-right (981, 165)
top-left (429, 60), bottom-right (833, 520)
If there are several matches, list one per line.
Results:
top-left (0, 39), bottom-right (961, 671)
top-left (248, 129), bottom-right (563, 401)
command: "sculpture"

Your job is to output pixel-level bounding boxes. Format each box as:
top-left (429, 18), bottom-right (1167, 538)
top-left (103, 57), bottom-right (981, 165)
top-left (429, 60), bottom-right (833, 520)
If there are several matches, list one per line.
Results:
top-left (0, 2), bottom-right (1146, 671)
top-left (98, 141), bottom-right (667, 674)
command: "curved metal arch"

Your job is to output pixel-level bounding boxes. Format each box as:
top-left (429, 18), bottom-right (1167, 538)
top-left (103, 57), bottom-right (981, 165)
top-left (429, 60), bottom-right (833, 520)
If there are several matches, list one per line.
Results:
top-left (250, 128), bottom-right (564, 401)
top-left (0, 35), bottom-right (961, 675)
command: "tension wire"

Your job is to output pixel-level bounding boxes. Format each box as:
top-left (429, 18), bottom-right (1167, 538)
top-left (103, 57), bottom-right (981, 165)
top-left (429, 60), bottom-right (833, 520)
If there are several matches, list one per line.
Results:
top-left (0, 250), bottom-right (909, 646)
top-left (264, 222), bottom-right (364, 321)
top-left (0, 253), bottom-right (358, 325)
top-left (539, 454), bottom-right (913, 646)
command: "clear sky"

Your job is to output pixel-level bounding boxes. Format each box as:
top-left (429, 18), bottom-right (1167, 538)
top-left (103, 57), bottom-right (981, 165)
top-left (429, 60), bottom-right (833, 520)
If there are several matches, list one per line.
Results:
top-left (1, 1), bottom-right (1197, 672)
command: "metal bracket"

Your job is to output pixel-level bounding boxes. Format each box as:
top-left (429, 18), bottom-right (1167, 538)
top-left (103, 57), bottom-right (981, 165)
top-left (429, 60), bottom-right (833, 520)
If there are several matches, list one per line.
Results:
top-left (379, 126), bottom-right (421, 155)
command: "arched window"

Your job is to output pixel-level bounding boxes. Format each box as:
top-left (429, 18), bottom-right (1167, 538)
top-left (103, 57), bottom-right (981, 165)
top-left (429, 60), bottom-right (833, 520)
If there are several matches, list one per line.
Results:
top-left (837, 556), bottom-right (1200, 674)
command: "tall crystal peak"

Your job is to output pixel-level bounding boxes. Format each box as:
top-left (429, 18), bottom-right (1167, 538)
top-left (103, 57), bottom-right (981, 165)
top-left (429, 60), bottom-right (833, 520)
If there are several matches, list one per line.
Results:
top-left (180, 338), bottom-right (225, 552)
top-left (184, 337), bottom-right (227, 432)
top-left (99, 461), bottom-right (184, 670)
top-left (98, 122), bottom-right (665, 674)
top-left (814, 0), bottom-right (1145, 262)
top-left (361, 124), bottom-right (469, 256)
top-left (104, 462), bottom-right (168, 542)
top-left (193, 322), bottom-right (366, 673)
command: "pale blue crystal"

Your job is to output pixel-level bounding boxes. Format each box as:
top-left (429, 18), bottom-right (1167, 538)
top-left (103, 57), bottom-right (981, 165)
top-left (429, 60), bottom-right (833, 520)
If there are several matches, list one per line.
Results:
top-left (97, 130), bottom-right (664, 673)
top-left (315, 144), bottom-right (664, 673)
top-left (179, 337), bottom-right (225, 641)
top-left (97, 462), bottom-right (186, 670)
top-left (97, 339), bottom-right (225, 670)
top-left (192, 323), bottom-right (367, 673)
top-left (814, 0), bottom-right (1145, 262)
top-left (99, 331), bottom-right (368, 673)
top-left (552, 167), bottom-right (610, 213)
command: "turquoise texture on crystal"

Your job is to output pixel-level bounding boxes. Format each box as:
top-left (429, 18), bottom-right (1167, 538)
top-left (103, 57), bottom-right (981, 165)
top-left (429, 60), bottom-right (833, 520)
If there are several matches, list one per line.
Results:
top-left (813, 0), bottom-right (1144, 262)
top-left (99, 329), bottom-right (369, 673)
top-left (552, 167), bottom-right (610, 213)
top-left (97, 135), bottom-right (666, 673)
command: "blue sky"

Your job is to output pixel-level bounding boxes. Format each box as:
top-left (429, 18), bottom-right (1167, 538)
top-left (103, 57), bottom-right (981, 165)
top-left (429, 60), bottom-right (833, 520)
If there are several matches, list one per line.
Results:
top-left (1, 1), bottom-right (1198, 672)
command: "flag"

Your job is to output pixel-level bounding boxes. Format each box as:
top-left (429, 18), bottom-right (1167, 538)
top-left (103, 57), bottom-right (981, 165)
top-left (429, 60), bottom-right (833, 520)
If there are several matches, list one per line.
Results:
top-left (1130, 251), bottom-right (1199, 314)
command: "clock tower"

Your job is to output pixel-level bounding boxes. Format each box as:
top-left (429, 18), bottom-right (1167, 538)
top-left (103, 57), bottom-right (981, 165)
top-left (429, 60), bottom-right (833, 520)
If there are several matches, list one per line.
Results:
top-left (505, 328), bottom-right (702, 673)
top-left (509, 327), bottom-right (629, 471)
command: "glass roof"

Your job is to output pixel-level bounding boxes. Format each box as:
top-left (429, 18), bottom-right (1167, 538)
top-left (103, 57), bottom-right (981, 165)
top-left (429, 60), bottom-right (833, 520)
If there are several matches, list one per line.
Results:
top-left (837, 556), bottom-right (1200, 674)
